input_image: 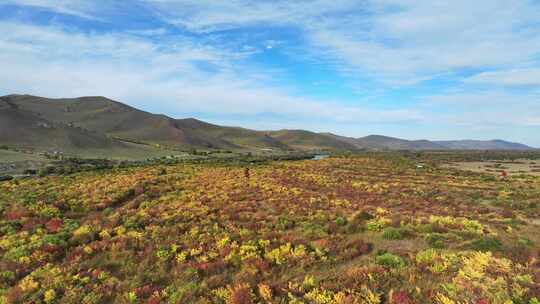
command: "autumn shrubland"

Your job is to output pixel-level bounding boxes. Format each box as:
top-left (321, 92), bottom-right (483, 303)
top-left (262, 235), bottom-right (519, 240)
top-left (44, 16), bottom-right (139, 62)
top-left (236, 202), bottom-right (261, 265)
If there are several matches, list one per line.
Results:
top-left (1, 154), bottom-right (540, 303)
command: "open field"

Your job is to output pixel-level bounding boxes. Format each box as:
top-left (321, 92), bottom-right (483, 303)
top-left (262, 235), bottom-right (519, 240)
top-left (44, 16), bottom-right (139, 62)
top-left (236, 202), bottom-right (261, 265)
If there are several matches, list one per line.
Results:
top-left (1, 154), bottom-right (540, 303)
top-left (442, 159), bottom-right (540, 176)
top-left (0, 150), bottom-right (45, 162)
top-left (0, 150), bottom-right (49, 175)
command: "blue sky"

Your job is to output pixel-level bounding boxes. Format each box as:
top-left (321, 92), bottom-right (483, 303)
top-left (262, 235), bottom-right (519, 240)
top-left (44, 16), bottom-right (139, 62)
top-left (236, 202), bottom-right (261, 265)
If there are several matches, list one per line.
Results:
top-left (1, 0), bottom-right (539, 146)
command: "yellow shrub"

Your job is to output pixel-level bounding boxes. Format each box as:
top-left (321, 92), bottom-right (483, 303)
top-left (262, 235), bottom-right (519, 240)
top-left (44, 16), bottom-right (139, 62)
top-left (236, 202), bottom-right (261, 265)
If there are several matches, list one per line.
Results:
top-left (217, 236), bottom-right (231, 249)
top-left (435, 294), bottom-right (457, 304)
top-left (239, 244), bottom-right (259, 260)
top-left (375, 207), bottom-right (388, 216)
top-left (19, 276), bottom-right (39, 292)
top-left (304, 288), bottom-right (338, 304)
top-left (73, 225), bottom-right (92, 237)
top-left (44, 289), bottom-right (56, 304)
top-left (99, 230), bottom-right (111, 239)
top-left (258, 283), bottom-right (273, 301)
top-left (83, 246), bottom-right (93, 254)
top-left (213, 287), bottom-right (231, 302)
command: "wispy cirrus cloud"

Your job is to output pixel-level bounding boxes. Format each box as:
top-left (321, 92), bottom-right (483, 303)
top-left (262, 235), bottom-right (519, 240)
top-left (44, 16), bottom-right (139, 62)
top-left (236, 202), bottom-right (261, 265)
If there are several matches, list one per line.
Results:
top-left (143, 0), bottom-right (540, 85)
top-left (305, 0), bottom-right (540, 84)
top-left (464, 69), bottom-right (540, 86)
top-left (424, 91), bottom-right (540, 126)
top-left (7, 0), bottom-right (540, 85)
top-left (143, 0), bottom-right (359, 32)
top-left (0, 20), bottom-right (418, 126)
top-left (3, 0), bottom-right (98, 19)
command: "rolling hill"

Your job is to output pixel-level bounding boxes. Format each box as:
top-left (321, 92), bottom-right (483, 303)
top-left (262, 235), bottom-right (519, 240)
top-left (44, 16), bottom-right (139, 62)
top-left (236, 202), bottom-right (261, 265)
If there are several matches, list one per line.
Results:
top-left (1, 95), bottom-right (292, 151)
top-left (0, 96), bottom-right (124, 151)
top-left (268, 130), bottom-right (359, 151)
top-left (323, 133), bottom-right (439, 151)
top-left (323, 133), bottom-right (535, 151)
top-left (0, 94), bottom-right (535, 155)
top-left (434, 140), bottom-right (533, 151)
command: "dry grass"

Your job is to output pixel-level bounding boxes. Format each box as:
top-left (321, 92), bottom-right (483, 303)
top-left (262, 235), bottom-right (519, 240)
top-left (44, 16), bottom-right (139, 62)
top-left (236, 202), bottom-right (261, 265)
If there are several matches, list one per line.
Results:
top-left (441, 158), bottom-right (540, 176)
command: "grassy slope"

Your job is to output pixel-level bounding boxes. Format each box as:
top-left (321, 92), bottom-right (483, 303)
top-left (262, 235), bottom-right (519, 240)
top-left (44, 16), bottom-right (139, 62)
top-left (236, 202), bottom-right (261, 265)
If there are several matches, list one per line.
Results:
top-left (4, 95), bottom-right (292, 151)
top-left (355, 135), bottom-right (447, 150)
top-left (173, 119), bottom-right (289, 150)
top-left (4, 95), bottom-right (211, 149)
top-left (4, 95), bottom-right (534, 154)
top-left (3, 95), bottom-right (358, 152)
top-left (323, 133), bottom-right (449, 150)
top-left (0, 150), bottom-right (45, 162)
top-left (0, 98), bottom-right (125, 151)
top-left (435, 140), bottom-right (534, 150)
top-left (268, 130), bottom-right (359, 151)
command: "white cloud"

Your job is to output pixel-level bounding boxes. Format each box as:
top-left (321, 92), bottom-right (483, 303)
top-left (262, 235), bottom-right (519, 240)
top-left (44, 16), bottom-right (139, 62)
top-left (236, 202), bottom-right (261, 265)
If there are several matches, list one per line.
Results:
top-left (0, 20), bottom-right (417, 125)
top-left (422, 91), bottom-right (540, 127)
top-left (4, 0), bottom-right (98, 19)
top-left (465, 69), bottom-right (540, 86)
top-left (10, 0), bottom-right (540, 85)
top-left (305, 0), bottom-right (540, 84)
top-left (144, 0), bottom-right (358, 33)
top-left (127, 28), bottom-right (168, 36)
top-left (144, 0), bottom-right (540, 85)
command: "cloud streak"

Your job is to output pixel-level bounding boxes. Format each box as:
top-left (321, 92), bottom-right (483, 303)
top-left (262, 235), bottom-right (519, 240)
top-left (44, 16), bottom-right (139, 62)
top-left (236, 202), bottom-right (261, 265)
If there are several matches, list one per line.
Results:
top-left (4, 0), bottom-right (98, 19)
top-left (464, 69), bottom-right (540, 86)
top-left (142, 0), bottom-right (540, 85)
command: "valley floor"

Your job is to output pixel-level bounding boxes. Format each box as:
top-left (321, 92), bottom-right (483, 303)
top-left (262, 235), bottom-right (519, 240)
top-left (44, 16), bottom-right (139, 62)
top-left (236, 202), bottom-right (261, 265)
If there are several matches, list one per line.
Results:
top-left (1, 155), bottom-right (540, 303)
top-left (442, 159), bottom-right (540, 177)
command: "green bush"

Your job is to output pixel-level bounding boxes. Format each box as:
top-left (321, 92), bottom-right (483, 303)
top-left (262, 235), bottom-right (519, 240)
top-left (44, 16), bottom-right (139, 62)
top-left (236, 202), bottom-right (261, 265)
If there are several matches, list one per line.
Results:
top-left (382, 227), bottom-right (405, 240)
top-left (529, 298), bottom-right (540, 304)
top-left (469, 237), bottom-right (502, 252)
top-left (277, 216), bottom-right (295, 230)
top-left (41, 234), bottom-right (68, 247)
top-left (0, 271), bottom-right (15, 282)
top-left (426, 233), bottom-right (447, 248)
top-left (366, 218), bottom-right (390, 232)
top-left (335, 216), bottom-right (347, 226)
top-left (376, 253), bottom-right (405, 268)
top-left (302, 222), bottom-right (327, 238)
top-left (519, 238), bottom-right (534, 247)
top-left (415, 249), bottom-right (438, 265)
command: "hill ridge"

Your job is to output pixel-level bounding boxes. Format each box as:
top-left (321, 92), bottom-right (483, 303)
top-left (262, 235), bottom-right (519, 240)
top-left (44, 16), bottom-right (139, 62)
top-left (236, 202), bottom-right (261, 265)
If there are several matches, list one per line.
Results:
top-left (0, 94), bottom-right (535, 153)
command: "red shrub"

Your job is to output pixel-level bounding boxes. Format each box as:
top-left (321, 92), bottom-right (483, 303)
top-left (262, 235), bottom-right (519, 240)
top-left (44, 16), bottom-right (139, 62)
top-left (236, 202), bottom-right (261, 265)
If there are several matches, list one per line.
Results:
top-left (21, 218), bottom-right (46, 232)
top-left (134, 185), bottom-right (145, 196)
top-left (343, 239), bottom-right (372, 259)
top-left (391, 291), bottom-right (413, 304)
top-left (147, 295), bottom-right (161, 304)
top-left (5, 206), bottom-right (29, 220)
top-left (136, 284), bottom-right (159, 298)
top-left (41, 244), bottom-right (62, 256)
top-left (229, 284), bottom-right (253, 304)
top-left (249, 258), bottom-right (270, 273)
top-left (45, 218), bottom-right (63, 232)
top-left (500, 209), bottom-right (515, 218)
top-left (6, 286), bottom-right (24, 304)
top-left (206, 274), bottom-right (229, 289)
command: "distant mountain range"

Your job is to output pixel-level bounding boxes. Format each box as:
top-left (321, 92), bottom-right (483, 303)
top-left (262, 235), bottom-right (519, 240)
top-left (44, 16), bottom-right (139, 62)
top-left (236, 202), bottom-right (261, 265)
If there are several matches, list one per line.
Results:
top-left (0, 94), bottom-right (535, 155)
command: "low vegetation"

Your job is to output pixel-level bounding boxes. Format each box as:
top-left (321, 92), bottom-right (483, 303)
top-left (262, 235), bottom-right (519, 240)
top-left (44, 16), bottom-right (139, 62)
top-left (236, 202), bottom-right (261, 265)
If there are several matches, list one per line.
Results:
top-left (1, 153), bottom-right (540, 303)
